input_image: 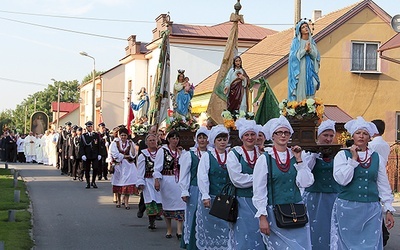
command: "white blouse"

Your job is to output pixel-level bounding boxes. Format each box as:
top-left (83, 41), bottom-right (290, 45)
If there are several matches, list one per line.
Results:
top-left (252, 147), bottom-right (314, 218)
top-left (227, 146), bottom-right (261, 189)
top-left (333, 149), bottom-right (395, 212)
top-left (179, 148), bottom-right (206, 197)
top-left (197, 149), bottom-right (228, 201)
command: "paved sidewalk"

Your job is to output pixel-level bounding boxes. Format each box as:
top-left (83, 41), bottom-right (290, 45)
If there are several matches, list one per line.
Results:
top-left (9, 163), bottom-right (180, 250)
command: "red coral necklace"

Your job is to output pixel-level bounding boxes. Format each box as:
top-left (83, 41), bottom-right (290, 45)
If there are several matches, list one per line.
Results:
top-left (215, 149), bottom-right (227, 169)
top-left (357, 148), bottom-right (372, 169)
top-left (273, 146), bottom-right (290, 172)
top-left (241, 146), bottom-right (257, 169)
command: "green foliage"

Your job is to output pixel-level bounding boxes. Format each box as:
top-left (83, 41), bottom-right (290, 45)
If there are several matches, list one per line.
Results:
top-left (0, 169), bottom-right (33, 250)
top-left (0, 80), bottom-right (80, 133)
top-left (81, 71), bottom-right (103, 84)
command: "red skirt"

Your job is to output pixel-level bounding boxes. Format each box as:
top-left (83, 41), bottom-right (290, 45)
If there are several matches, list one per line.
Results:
top-left (121, 185), bottom-right (138, 195)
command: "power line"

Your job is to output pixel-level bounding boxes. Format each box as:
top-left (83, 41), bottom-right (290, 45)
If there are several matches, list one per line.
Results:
top-left (0, 16), bottom-right (126, 41)
top-left (0, 77), bottom-right (48, 86)
top-left (0, 9), bottom-right (154, 24)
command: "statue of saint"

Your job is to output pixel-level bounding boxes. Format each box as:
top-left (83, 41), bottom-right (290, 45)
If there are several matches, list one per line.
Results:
top-left (131, 87), bottom-right (149, 120)
top-left (173, 70), bottom-right (193, 117)
top-left (288, 20), bottom-right (320, 101)
top-left (223, 56), bottom-right (250, 113)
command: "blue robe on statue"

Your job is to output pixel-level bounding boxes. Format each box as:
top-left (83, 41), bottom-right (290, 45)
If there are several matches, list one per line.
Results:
top-left (288, 20), bottom-right (320, 101)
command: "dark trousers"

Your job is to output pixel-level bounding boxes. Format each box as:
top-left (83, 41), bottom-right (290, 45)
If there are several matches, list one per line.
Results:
top-left (56, 149), bottom-right (61, 169)
top-left (98, 157), bottom-right (108, 179)
top-left (17, 152), bottom-right (26, 163)
top-left (84, 158), bottom-right (98, 183)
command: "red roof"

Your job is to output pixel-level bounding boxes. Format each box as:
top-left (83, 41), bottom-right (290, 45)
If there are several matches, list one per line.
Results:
top-left (171, 21), bottom-right (277, 40)
top-left (51, 102), bottom-right (79, 112)
top-left (379, 33), bottom-right (400, 51)
top-left (323, 105), bottom-right (353, 123)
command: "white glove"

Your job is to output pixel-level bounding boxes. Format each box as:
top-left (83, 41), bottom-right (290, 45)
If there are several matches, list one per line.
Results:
top-left (82, 155), bottom-right (87, 161)
top-left (98, 155), bottom-right (102, 161)
top-left (70, 156), bottom-right (74, 160)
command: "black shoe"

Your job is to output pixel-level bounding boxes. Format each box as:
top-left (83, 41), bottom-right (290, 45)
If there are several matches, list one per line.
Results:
top-left (137, 211), bottom-right (144, 218)
top-left (91, 182), bottom-right (98, 188)
top-left (176, 233), bottom-right (182, 240)
top-left (73, 177), bottom-right (77, 180)
top-left (104, 176), bottom-right (108, 180)
top-left (98, 177), bottom-right (102, 181)
top-left (86, 184), bottom-right (90, 189)
top-left (155, 215), bottom-right (163, 221)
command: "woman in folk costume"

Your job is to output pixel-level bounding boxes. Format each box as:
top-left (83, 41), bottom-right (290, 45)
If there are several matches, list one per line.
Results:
top-left (302, 119), bottom-right (341, 249)
top-left (179, 127), bottom-right (209, 249)
top-left (109, 127), bottom-right (138, 209)
top-left (331, 116), bottom-right (395, 249)
top-left (137, 134), bottom-right (163, 230)
top-left (196, 125), bottom-right (231, 250)
top-left (154, 130), bottom-right (186, 239)
top-left (255, 124), bottom-right (267, 153)
top-left (227, 118), bottom-right (265, 250)
top-left (252, 115), bottom-right (314, 249)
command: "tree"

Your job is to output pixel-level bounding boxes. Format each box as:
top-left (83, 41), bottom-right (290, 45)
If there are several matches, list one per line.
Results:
top-left (10, 80), bottom-right (80, 133)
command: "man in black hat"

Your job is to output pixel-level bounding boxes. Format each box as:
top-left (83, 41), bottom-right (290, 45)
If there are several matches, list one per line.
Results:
top-left (79, 121), bottom-right (101, 188)
top-left (58, 121), bottom-right (72, 175)
top-left (97, 122), bottom-right (110, 181)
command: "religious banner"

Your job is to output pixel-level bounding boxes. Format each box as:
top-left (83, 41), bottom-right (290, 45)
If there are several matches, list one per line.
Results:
top-left (30, 111), bottom-right (49, 135)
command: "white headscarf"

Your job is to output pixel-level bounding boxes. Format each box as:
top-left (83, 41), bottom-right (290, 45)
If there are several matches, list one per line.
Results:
top-left (235, 118), bottom-right (259, 139)
top-left (208, 125), bottom-right (229, 148)
top-left (344, 116), bottom-right (378, 137)
top-left (194, 126), bottom-right (209, 148)
top-left (317, 119), bottom-right (336, 136)
top-left (264, 115), bottom-right (294, 140)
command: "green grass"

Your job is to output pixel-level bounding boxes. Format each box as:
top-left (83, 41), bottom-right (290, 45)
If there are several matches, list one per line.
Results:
top-left (0, 168), bottom-right (33, 250)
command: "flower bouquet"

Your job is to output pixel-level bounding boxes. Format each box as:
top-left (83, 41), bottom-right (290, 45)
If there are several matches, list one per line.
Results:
top-left (167, 115), bottom-right (199, 132)
top-left (278, 97), bottom-right (324, 121)
top-left (131, 123), bottom-right (150, 135)
top-left (221, 110), bottom-right (255, 130)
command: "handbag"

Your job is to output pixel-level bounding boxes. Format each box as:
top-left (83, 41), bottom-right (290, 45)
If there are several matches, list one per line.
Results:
top-left (108, 163), bottom-right (115, 174)
top-left (267, 154), bottom-right (308, 228)
top-left (209, 183), bottom-right (238, 222)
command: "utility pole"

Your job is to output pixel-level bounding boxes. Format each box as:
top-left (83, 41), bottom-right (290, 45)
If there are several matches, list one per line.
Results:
top-left (294, 0), bottom-right (301, 25)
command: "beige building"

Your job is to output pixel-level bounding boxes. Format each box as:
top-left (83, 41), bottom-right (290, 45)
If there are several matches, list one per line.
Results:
top-left (194, 0), bottom-right (399, 144)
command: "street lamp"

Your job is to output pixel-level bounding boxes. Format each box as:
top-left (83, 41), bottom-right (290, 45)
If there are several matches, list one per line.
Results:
top-left (51, 78), bottom-right (60, 128)
top-left (79, 51), bottom-right (96, 123)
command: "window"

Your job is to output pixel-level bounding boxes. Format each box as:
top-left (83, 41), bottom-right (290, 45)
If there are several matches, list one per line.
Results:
top-left (351, 42), bottom-right (380, 72)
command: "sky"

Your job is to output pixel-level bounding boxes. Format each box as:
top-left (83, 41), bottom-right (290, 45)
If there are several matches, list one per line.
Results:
top-left (0, 0), bottom-right (397, 111)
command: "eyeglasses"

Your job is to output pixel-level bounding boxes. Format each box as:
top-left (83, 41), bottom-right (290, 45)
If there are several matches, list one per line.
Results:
top-left (273, 131), bottom-right (291, 137)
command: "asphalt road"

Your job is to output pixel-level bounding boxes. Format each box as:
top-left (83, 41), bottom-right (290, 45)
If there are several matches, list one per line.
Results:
top-left (9, 163), bottom-right (180, 250)
top-left (6, 162), bottom-right (400, 249)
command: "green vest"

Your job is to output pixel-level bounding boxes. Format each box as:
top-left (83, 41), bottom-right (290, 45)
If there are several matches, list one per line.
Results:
top-left (189, 150), bottom-right (200, 186)
top-left (338, 150), bottom-right (380, 202)
top-left (231, 148), bottom-right (254, 198)
top-left (305, 158), bottom-right (341, 193)
top-left (265, 152), bottom-right (302, 205)
top-left (208, 151), bottom-right (229, 196)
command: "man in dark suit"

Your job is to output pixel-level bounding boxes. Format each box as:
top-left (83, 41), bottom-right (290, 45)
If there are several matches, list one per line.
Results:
top-left (79, 121), bottom-right (101, 189)
top-left (97, 122), bottom-right (110, 181)
top-left (58, 122), bottom-right (72, 175)
top-left (5, 131), bottom-right (17, 162)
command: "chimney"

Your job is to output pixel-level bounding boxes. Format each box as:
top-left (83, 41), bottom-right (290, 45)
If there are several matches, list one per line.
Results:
top-left (125, 35), bottom-right (141, 55)
top-left (152, 14), bottom-right (173, 41)
top-left (312, 10), bottom-right (322, 22)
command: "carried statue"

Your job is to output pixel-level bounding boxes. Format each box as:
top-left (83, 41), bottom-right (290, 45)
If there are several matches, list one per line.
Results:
top-left (288, 19), bottom-right (320, 101)
top-left (173, 69), bottom-right (194, 117)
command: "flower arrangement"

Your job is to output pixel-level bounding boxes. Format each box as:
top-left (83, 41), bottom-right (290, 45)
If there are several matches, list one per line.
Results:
top-left (167, 115), bottom-right (199, 132)
top-left (221, 110), bottom-right (255, 129)
top-left (131, 123), bottom-right (150, 135)
top-left (278, 97), bottom-right (324, 120)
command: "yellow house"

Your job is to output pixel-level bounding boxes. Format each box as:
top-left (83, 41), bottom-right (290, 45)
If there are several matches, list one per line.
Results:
top-left (193, 0), bottom-right (399, 143)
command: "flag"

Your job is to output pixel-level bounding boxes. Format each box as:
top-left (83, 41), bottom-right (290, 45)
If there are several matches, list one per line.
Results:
top-left (127, 94), bottom-right (135, 134)
top-left (253, 77), bottom-right (280, 125)
top-left (206, 13), bottom-right (243, 124)
top-left (149, 31), bottom-right (170, 126)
